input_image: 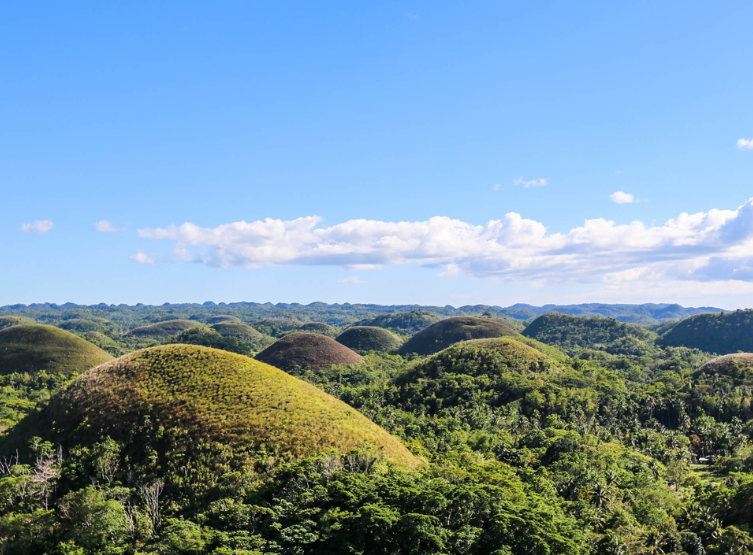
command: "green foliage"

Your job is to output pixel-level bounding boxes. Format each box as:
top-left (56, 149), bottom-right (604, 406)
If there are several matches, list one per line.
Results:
top-left (661, 309), bottom-right (753, 354)
top-left (0, 316), bottom-right (35, 330)
top-left (523, 313), bottom-right (658, 356)
top-left (353, 310), bottom-right (442, 335)
top-left (299, 322), bottom-right (340, 337)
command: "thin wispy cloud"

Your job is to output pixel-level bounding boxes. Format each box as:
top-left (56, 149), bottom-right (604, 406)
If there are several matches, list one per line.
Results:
top-left (132, 197), bottom-right (753, 297)
top-left (514, 177), bottom-right (547, 188)
top-left (20, 220), bottom-right (54, 234)
top-left (405, 13), bottom-right (421, 19)
top-left (738, 138), bottom-right (753, 150)
top-left (130, 252), bottom-right (156, 265)
top-left (94, 220), bottom-right (118, 233)
top-left (337, 276), bottom-right (364, 283)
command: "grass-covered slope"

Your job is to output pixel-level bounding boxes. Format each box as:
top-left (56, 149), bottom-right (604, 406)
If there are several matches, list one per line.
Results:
top-left (336, 326), bottom-right (403, 354)
top-left (38, 345), bottom-right (418, 467)
top-left (299, 322), bottom-right (339, 337)
top-left (694, 353), bottom-right (753, 380)
top-left (523, 313), bottom-right (657, 354)
top-left (399, 316), bottom-right (521, 356)
top-left (257, 332), bottom-right (363, 371)
top-left (0, 316), bottom-right (35, 330)
top-left (211, 321), bottom-right (274, 350)
top-left (353, 310), bottom-right (441, 335)
top-left (660, 310), bottom-right (753, 354)
top-left (128, 319), bottom-right (201, 338)
top-left (206, 314), bottom-right (241, 325)
top-left (0, 324), bottom-right (114, 376)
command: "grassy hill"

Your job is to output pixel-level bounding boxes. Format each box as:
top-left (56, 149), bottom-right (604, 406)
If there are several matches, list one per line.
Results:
top-left (0, 315), bottom-right (34, 330)
top-left (523, 313), bottom-right (657, 355)
top-left (694, 353), bottom-right (753, 380)
top-left (206, 314), bottom-right (241, 324)
top-left (211, 321), bottom-right (275, 350)
top-left (660, 310), bottom-right (753, 354)
top-left (0, 324), bottom-right (114, 376)
top-left (353, 310), bottom-right (441, 335)
top-left (336, 326), bottom-right (403, 354)
top-left (399, 316), bottom-right (521, 356)
top-left (128, 319), bottom-right (202, 338)
top-left (257, 332), bottom-right (363, 371)
top-left (26, 344), bottom-right (418, 467)
top-left (299, 322), bottom-right (339, 337)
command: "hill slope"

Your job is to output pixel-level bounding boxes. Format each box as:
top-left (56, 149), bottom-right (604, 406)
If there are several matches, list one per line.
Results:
top-left (299, 322), bottom-right (339, 337)
top-left (353, 310), bottom-right (441, 335)
top-left (336, 326), bottom-right (403, 354)
top-left (399, 316), bottom-right (521, 356)
top-left (0, 324), bottom-right (114, 376)
top-left (31, 345), bottom-right (417, 467)
top-left (523, 313), bottom-right (657, 354)
top-left (660, 310), bottom-right (753, 354)
top-left (128, 319), bottom-right (201, 338)
top-left (257, 333), bottom-right (363, 371)
top-left (211, 321), bottom-right (274, 350)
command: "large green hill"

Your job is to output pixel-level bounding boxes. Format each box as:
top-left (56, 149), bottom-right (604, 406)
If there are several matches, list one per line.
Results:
top-left (660, 310), bottom-right (753, 354)
top-left (257, 332), bottom-right (363, 371)
top-left (399, 316), bottom-right (521, 356)
top-left (0, 324), bottom-right (114, 376)
top-left (353, 310), bottom-right (441, 335)
top-left (21, 344), bottom-right (417, 467)
top-left (523, 313), bottom-right (657, 354)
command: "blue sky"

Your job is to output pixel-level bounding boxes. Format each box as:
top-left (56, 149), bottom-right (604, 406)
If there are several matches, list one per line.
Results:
top-left (2, 1), bottom-right (753, 307)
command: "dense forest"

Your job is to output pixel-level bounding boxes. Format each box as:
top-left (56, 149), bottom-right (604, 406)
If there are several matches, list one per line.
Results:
top-left (2, 303), bottom-right (753, 554)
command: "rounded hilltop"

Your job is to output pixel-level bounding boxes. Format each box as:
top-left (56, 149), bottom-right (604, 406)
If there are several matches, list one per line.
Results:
top-left (211, 321), bottom-right (274, 350)
top-left (25, 344), bottom-right (418, 467)
top-left (206, 314), bottom-right (241, 325)
top-left (694, 353), bottom-right (753, 381)
top-left (256, 333), bottom-right (363, 371)
top-left (399, 316), bottom-right (521, 356)
top-left (0, 324), bottom-right (114, 376)
top-left (336, 326), bottom-right (403, 354)
top-left (128, 319), bottom-right (202, 338)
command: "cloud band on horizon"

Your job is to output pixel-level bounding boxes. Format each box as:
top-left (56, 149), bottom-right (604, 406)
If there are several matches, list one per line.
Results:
top-left (133, 198), bottom-right (753, 290)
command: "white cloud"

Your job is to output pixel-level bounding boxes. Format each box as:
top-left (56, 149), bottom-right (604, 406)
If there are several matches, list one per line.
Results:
top-left (738, 138), bottom-right (753, 150)
top-left (133, 197), bottom-right (753, 294)
top-left (609, 191), bottom-right (636, 204)
top-left (406, 13), bottom-right (420, 19)
top-left (337, 276), bottom-right (364, 283)
top-left (130, 252), bottom-right (156, 265)
top-left (493, 184), bottom-right (503, 191)
top-left (94, 220), bottom-right (117, 233)
top-left (514, 177), bottom-right (547, 188)
top-left (20, 220), bottom-right (54, 234)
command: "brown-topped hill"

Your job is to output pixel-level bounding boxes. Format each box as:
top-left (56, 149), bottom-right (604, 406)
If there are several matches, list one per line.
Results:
top-left (256, 333), bottom-right (363, 371)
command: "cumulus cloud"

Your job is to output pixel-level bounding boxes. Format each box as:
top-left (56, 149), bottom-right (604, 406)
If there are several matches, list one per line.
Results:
top-left (610, 191), bottom-right (636, 204)
top-left (514, 177), bottom-right (547, 188)
top-left (337, 276), bottom-right (364, 283)
top-left (133, 197), bottom-right (753, 291)
top-left (737, 138), bottom-right (753, 150)
top-left (94, 220), bottom-right (117, 233)
top-left (130, 252), bottom-right (156, 265)
top-left (20, 220), bottom-right (54, 234)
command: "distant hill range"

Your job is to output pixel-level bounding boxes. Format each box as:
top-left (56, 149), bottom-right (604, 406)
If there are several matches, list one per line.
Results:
top-left (0, 301), bottom-right (725, 327)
